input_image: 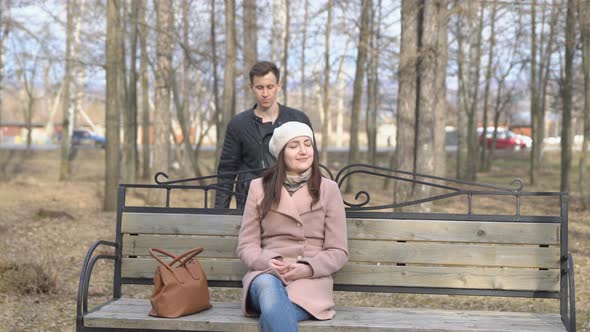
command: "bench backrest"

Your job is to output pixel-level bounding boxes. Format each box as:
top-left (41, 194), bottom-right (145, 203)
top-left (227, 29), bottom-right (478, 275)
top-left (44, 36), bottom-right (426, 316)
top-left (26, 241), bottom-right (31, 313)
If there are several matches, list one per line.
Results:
top-left (115, 165), bottom-right (568, 301)
top-left (117, 209), bottom-right (563, 299)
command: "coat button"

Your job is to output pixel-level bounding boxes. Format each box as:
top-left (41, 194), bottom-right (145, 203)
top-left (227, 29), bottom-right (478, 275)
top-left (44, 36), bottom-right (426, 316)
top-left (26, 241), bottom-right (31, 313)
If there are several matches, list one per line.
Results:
top-left (296, 223), bottom-right (302, 227)
top-left (297, 256), bottom-right (303, 260)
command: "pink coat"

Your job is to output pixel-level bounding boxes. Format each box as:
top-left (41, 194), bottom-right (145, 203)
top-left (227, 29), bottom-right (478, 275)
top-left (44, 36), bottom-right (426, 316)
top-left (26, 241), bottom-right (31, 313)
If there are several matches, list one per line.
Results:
top-left (237, 177), bottom-right (349, 320)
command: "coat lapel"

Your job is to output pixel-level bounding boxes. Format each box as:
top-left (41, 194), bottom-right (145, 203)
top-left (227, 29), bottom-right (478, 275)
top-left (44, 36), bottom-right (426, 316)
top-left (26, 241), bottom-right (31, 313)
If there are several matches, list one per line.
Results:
top-left (273, 186), bottom-right (303, 223)
top-left (273, 185), bottom-right (324, 222)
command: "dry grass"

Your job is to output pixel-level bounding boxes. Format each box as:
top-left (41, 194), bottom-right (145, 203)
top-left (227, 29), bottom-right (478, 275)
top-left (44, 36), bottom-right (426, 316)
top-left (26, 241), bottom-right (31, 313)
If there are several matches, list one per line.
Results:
top-left (0, 149), bottom-right (588, 331)
top-left (0, 259), bottom-right (58, 295)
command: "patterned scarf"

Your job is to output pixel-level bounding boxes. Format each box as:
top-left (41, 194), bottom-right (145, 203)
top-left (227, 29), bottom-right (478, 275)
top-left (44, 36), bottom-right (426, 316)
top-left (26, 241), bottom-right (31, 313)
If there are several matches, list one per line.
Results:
top-left (284, 168), bottom-right (312, 196)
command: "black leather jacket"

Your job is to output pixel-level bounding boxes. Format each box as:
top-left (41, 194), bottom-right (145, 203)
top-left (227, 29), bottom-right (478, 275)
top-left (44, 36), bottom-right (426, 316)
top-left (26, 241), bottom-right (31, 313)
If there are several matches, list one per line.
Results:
top-left (214, 104), bottom-right (312, 208)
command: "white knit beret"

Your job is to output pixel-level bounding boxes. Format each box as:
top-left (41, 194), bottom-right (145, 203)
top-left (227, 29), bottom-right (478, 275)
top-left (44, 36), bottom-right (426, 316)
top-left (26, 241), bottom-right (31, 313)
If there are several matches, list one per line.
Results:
top-left (269, 121), bottom-right (314, 159)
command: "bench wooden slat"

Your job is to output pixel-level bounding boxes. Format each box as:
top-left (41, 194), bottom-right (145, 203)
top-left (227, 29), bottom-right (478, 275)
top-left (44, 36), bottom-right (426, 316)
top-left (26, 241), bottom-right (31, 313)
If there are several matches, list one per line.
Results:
top-left (84, 298), bottom-right (567, 332)
top-left (121, 258), bottom-right (560, 292)
top-left (121, 213), bottom-right (242, 236)
top-left (122, 212), bottom-right (560, 245)
top-left (122, 234), bottom-right (560, 268)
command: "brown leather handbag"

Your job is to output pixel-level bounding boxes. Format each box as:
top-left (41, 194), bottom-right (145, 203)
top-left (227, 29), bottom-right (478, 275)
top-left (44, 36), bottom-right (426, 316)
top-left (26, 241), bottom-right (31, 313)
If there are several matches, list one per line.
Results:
top-left (148, 247), bottom-right (212, 318)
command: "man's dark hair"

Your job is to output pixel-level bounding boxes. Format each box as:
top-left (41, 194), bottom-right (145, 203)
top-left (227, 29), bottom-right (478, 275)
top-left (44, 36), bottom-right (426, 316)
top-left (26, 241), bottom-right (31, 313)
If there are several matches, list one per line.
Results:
top-left (249, 61), bottom-right (280, 84)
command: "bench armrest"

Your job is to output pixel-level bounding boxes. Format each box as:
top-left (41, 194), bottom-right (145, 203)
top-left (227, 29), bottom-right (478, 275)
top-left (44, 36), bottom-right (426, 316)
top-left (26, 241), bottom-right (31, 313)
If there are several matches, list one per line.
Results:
top-left (567, 252), bottom-right (576, 332)
top-left (76, 240), bottom-right (118, 322)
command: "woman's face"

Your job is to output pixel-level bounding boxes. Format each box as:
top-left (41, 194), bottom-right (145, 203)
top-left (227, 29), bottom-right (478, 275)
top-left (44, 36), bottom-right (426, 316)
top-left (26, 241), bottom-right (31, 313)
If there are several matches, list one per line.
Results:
top-left (283, 136), bottom-right (314, 175)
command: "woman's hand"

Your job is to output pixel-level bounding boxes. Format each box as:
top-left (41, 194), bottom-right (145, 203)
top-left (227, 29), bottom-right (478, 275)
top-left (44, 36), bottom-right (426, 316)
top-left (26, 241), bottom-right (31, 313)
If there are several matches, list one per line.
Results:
top-left (281, 263), bottom-right (312, 282)
top-left (270, 258), bottom-right (291, 274)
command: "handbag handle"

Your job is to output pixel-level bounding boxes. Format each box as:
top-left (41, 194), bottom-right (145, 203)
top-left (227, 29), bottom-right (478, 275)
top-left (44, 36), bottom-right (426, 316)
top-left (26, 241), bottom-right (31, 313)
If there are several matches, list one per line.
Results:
top-left (149, 247), bottom-right (204, 283)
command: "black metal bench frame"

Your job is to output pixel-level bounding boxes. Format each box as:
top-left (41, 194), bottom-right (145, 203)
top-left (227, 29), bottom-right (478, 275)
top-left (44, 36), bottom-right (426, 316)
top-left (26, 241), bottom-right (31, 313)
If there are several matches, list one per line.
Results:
top-left (76, 164), bottom-right (577, 332)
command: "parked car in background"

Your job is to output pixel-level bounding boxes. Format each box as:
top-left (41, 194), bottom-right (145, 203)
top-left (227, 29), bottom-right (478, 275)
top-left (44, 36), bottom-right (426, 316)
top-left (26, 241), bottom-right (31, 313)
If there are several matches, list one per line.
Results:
top-left (72, 129), bottom-right (106, 148)
top-left (478, 127), bottom-right (531, 150)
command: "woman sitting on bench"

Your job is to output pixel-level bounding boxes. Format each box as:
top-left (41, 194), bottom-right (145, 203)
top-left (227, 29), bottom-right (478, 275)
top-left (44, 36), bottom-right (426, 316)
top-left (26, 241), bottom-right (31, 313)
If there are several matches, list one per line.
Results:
top-left (237, 121), bottom-right (349, 332)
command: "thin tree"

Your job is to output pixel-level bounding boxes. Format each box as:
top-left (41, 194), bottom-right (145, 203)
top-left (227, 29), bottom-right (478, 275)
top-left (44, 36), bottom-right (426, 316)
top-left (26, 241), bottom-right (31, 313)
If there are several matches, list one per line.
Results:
top-left (281, 0), bottom-right (290, 104)
top-left (174, 0), bottom-right (201, 178)
top-left (560, 0), bottom-right (575, 192)
top-left (0, 0), bottom-right (11, 143)
top-left (479, 1), bottom-right (498, 171)
top-left (465, 3), bottom-right (484, 180)
top-left (346, 0), bottom-right (371, 193)
top-left (530, 0), bottom-right (560, 184)
top-left (139, 0), bottom-right (150, 179)
top-left (150, 0), bottom-right (174, 204)
top-left (433, 0), bottom-right (448, 181)
top-left (455, 1), bottom-right (483, 180)
top-left (71, 0), bottom-right (85, 139)
top-left (366, 0), bottom-right (381, 165)
top-left (321, 0), bottom-right (333, 165)
top-left (219, 0), bottom-right (236, 163)
top-left (212, 0), bottom-right (222, 161)
top-left (123, 0), bottom-right (139, 182)
top-left (580, 0), bottom-right (590, 209)
top-left (59, 0), bottom-right (74, 180)
top-left (529, 0), bottom-right (538, 185)
top-left (104, 0), bottom-right (122, 211)
top-left (243, 0), bottom-right (257, 106)
top-left (300, 0), bottom-right (308, 111)
top-left (271, 0), bottom-right (281, 63)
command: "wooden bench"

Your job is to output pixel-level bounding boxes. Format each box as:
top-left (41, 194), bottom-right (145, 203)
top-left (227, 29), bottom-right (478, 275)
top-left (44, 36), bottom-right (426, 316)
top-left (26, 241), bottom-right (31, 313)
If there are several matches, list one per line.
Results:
top-left (76, 165), bottom-right (576, 331)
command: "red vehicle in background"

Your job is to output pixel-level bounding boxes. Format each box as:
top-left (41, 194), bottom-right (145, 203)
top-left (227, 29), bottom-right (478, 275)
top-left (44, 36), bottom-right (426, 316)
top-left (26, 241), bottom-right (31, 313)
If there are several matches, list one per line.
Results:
top-left (478, 127), bottom-right (532, 150)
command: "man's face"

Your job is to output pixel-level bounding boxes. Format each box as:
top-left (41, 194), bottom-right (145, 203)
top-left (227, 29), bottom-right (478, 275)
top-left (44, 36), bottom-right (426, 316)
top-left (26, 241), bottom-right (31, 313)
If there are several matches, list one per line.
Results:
top-left (250, 72), bottom-right (281, 109)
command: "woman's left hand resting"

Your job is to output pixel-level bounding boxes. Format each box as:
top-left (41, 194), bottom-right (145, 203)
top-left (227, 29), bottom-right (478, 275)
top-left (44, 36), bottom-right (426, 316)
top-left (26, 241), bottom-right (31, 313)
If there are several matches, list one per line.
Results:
top-left (280, 263), bottom-right (313, 282)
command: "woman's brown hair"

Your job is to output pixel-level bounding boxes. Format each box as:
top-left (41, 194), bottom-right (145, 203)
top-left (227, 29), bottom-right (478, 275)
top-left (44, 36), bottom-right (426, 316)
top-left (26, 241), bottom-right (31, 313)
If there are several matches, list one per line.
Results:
top-left (259, 142), bottom-right (321, 219)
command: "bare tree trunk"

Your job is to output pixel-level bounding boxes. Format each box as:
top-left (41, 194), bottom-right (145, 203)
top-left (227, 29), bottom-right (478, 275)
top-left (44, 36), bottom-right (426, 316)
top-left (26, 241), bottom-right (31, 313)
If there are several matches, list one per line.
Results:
top-left (104, 0), bottom-right (122, 210)
top-left (71, 0), bottom-right (85, 138)
top-left (219, 0), bottom-right (236, 163)
top-left (433, 0), bottom-right (448, 180)
top-left (465, 3), bottom-right (483, 181)
top-left (150, 0), bottom-right (174, 203)
top-left (366, 0), bottom-right (380, 166)
top-left (123, 0), bottom-right (139, 183)
top-left (0, 0), bottom-right (9, 143)
top-left (454, 0), bottom-right (468, 179)
top-left (243, 0), bottom-right (257, 106)
top-left (139, 0), bottom-right (150, 180)
top-left (59, 0), bottom-right (74, 180)
top-left (535, 0), bottom-right (560, 172)
top-left (212, 0), bottom-right (222, 161)
top-left (580, 0), bottom-right (590, 209)
top-left (395, 0), bottom-right (419, 203)
top-left (414, 0), bottom-right (439, 211)
top-left (281, 0), bottom-right (290, 105)
top-left (176, 0), bottom-right (201, 178)
top-left (479, 1), bottom-right (497, 172)
top-left (346, 0), bottom-right (371, 193)
top-left (321, 0), bottom-right (332, 165)
top-left (271, 0), bottom-right (281, 63)
top-left (335, 41), bottom-right (349, 148)
top-left (561, 0), bottom-right (575, 192)
top-left (529, 0), bottom-right (538, 185)
top-left (300, 0), bottom-right (308, 111)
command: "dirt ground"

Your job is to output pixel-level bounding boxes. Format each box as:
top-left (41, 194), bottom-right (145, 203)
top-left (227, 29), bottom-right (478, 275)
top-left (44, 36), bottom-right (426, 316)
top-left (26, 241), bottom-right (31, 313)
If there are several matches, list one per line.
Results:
top-left (0, 148), bottom-right (588, 331)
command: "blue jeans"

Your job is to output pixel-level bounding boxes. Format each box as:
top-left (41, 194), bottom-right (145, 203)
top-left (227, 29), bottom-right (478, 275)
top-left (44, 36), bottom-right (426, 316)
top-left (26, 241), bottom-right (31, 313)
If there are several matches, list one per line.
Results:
top-left (247, 274), bottom-right (312, 332)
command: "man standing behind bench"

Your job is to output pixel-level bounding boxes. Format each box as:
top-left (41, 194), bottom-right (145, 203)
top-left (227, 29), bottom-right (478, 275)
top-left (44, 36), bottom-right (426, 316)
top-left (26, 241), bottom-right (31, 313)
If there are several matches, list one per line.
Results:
top-left (214, 61), bottom-right (312, 209)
